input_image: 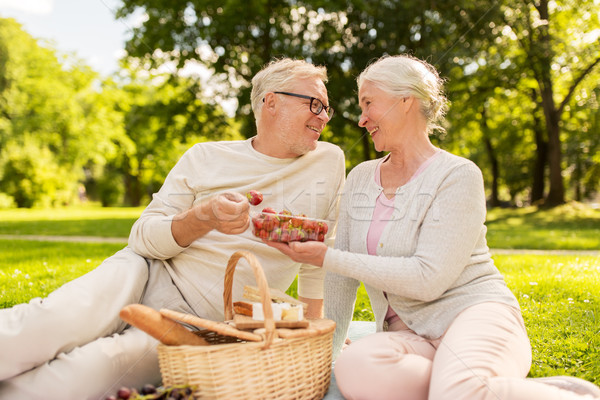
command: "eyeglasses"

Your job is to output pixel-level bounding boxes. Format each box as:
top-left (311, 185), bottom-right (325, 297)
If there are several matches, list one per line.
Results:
top-left (270, 91), bottom-right (334, 119)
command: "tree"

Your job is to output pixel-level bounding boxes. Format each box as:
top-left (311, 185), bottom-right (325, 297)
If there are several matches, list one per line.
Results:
top-left (92, 63), bottom-right (243, 206)
top-left (116, 0), bottom-right (600, 206)
top-left (0, 18), bottom-right (128, 207)
top-left (500, 0), bottom-right (600, 205)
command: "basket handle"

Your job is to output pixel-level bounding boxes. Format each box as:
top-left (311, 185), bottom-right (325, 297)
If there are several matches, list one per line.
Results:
top-left (223, 251), bottom-right (277, 349)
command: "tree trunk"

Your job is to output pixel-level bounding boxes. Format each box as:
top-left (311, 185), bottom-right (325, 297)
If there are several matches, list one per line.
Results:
top-left (530, 90), bottom-right (547, 204)
top-left (483, 136), bottom-right (500, 207)
top-left (530, 128), bottom-right (548, 204)
top-left (481, 108), bottom-right (500, 207)
top-left (534, 0), bottom-right (565, 206)
top-left (544, 106), bottom-right (565, 206)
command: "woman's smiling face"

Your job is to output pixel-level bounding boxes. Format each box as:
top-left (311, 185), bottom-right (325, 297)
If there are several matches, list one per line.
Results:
top-left (358, 81), bottom-right (406, 153)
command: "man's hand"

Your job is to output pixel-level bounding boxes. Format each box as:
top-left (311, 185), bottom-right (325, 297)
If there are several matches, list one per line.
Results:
top-left (207, 192), bottom-right (250, 234)
top-left (264, 240), bottom-right (327, 267)
top-left (172, 192), bottom-right (249, 247)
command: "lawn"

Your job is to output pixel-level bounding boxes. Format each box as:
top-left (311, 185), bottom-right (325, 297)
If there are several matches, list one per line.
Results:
top-left (497, 254), bottom-right (600, 382)
top-left (0, 206), bottom-right (143, 237)
top-left (1, 202), bottom-right (599, 250)
top-left (486, 203), bottom-right (600, 250)
top-left (0, 240), bottom-right (124, 308)
top-left (1, 203), bottom-right (599, 384)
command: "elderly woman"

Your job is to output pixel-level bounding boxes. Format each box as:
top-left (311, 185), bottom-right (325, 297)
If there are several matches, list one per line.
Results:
top-left (267, 54), bottom-right (600, 400)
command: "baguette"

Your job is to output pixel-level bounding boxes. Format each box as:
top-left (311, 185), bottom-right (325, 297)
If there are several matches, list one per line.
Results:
top-left (119, 304), bottom-right (208, 346)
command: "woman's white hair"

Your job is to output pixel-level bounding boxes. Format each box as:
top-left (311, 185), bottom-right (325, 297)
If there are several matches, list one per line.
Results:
top-left (357, 54), bottom-right (449, 133)
top-left (251, 58), bottom-right (328, 127)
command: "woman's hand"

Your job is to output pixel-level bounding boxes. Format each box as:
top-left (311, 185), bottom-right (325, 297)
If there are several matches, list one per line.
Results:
top-left (263, 240), bottom-right (328, 267)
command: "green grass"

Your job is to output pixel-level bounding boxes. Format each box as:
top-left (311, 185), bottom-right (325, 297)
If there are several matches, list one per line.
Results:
top-left (347, 254), bottom-right (600, 382)
top-left (0, 206), bottom-right (143, 237)
top-left (486, 203), bottom-right (600, 250)
top-left (1, 204), bottom-right (599, 383)
top-left (496, 254), bottom-right (599, 383)
top-left (2, 242), bottom-right (597, 382)
top-left (1, 202), bottom-right (599, 249)
top-left (0, 240), bottom-right (124, 308)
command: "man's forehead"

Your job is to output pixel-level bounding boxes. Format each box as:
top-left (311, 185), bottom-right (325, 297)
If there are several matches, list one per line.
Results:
top-left (287, 77), bottom-right (328, 98)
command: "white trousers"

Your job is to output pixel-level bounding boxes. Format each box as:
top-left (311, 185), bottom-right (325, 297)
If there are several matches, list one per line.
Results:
top-left (0, 247), bottom-right (193, 400)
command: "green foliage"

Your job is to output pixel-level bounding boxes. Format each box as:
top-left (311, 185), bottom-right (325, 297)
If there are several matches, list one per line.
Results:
top-left (3, 0), bottom-right (600, 207)
top-left (0, 18), bottom-right (242, 208)
top-left (0, 193), bottom-right (15, 209)
top-left (0, 136), bottom-right (78, 207)
top-left (116, 0), bottom-right (600, 205)
top-left (100, 66), bottom-right (243, 206)
top-left (0, 18), bottom-right (125, 207)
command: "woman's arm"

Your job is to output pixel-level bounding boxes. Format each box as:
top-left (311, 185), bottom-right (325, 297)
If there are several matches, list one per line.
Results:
top-left (323, 163), bottom-right (488, 301)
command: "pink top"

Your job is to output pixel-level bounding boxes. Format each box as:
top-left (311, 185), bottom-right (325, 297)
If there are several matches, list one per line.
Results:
top-left (366, 151), bottom-right (441, 324)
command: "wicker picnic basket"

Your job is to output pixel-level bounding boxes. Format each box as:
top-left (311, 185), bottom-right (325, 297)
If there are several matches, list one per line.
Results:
top-left (157, 251), bottom-right (336, 400)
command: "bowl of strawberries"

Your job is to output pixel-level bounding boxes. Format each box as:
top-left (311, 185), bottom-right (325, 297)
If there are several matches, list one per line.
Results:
top-left (251, 208), bottom-right (329, 243)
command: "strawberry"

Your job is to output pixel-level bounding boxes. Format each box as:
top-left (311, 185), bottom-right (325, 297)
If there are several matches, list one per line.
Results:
top-left (291, 214), bottom-right (306, 228)
top-left (269, 228), bottom-right (282, 241)
top-left (263, 215), bottom-right (276, 231)
top-left (279, 209), bottom-right (293, 222)
top-left (246, 190), bottom-right (263, 206)
top-left (290, 228), bottom-right (307, 242)
top-left (252, 216), bottom-right (264, 230)
top-left (317, 221), bottom-right (329, 235)
top-left (302, 219), bottom-right (316, 231)
top-left (262, 207), bottom-right (276, 215)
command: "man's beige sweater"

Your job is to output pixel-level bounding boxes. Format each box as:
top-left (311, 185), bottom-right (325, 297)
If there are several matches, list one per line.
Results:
top-left (128, 138), bottom-right (345, 321)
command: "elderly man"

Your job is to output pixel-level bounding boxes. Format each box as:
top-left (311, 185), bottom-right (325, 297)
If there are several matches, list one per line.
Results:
top-left (0, 58), bottom-right (345, 399)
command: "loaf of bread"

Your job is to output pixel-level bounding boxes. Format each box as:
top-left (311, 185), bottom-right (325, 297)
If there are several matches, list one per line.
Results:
top-left (119, 304), bottom-right (208, 346)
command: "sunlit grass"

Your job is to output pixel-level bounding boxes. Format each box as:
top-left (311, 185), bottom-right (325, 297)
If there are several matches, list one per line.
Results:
top-left (497, 254), bottom-right (600, 383)
top-left (1, 204), bottom-right (599, 383)
top-left (0, 239), bottom-right (124, 308)
top-left (346, 254), bottom-right (600, 383)
top-left (0, 205), bottom-right (143, 237)
top-left (486, 203), bottom-right (600, 250)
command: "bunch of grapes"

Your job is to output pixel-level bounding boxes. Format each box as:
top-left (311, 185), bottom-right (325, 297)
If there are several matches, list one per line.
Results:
top-left (104, 384), bottom-right (195, 400)
top-left (251, 208), bottom-right (329, 243)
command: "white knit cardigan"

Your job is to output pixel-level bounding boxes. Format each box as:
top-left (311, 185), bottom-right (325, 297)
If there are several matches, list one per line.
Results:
top-left (323, 150), bottom-right (520, 358)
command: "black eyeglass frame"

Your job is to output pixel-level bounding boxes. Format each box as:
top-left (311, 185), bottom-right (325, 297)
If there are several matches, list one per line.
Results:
top-left (268, 91), bottom-right (334, 119)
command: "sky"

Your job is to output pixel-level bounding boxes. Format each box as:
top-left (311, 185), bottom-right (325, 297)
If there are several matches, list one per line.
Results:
top-left (0, 0), bottom-right (137, 76)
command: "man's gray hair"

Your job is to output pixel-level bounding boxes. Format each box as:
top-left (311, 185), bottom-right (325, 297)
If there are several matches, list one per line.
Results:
top-left (251, 58), bottom-right (328, 126)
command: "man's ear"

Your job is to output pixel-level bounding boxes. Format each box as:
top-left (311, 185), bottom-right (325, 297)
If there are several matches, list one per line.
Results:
top-left (263, 92), bottom-right (278, 115)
